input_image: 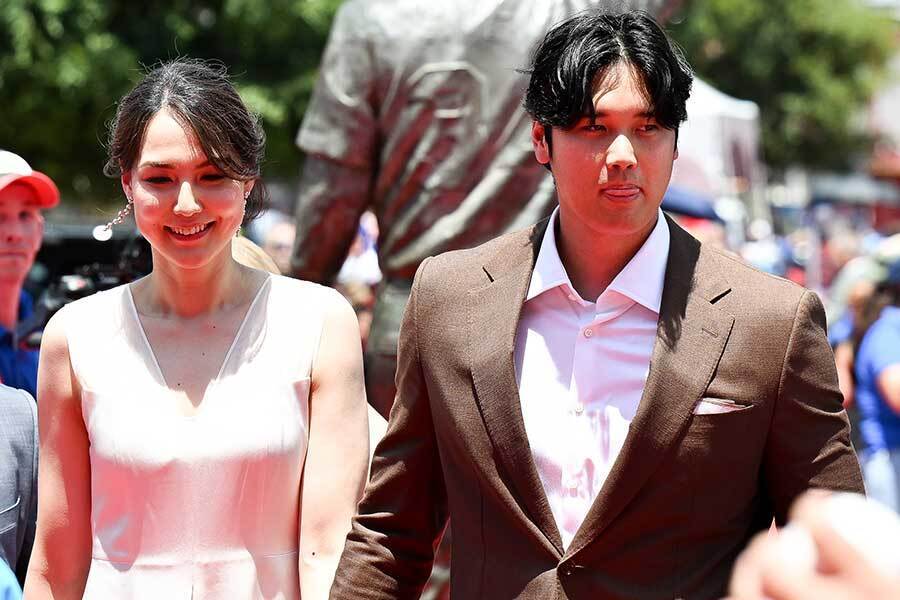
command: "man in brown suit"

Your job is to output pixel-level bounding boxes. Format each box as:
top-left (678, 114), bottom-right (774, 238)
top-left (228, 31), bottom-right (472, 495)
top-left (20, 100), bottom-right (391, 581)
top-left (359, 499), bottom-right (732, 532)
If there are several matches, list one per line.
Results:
top-left (330, 10), bottom-right (864, 600)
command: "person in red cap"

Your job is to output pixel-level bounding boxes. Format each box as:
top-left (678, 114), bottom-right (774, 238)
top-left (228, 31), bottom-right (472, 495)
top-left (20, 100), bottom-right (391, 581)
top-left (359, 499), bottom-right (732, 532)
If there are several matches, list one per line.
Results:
top-left (0, 150), bottom-right (59, 397)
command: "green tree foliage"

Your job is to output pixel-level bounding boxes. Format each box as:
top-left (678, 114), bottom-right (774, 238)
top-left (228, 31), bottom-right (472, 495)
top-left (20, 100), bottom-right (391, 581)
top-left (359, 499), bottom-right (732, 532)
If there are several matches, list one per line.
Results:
top-left (6, 0), bottom-right (893, 201)
top-left (0, 0), bottom-right (342, 206)
top-left (670, 0), bottom-right (897, 172)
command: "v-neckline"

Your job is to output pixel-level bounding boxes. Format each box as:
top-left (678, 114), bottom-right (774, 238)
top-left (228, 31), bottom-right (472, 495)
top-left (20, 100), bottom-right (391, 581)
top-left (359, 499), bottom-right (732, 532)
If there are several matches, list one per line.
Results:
top-left (125, 275), bottom-right (272, 416)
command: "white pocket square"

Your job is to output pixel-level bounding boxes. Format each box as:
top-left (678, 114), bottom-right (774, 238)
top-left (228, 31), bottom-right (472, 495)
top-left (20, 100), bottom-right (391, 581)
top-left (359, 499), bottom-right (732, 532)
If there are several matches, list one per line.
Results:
top-left (693, 397), bottom-right (749, 415)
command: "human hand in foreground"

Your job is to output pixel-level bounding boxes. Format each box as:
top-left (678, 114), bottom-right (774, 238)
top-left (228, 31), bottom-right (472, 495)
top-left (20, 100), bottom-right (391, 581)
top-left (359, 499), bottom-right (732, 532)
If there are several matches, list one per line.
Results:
top-left (727, 491), bottom-right (900, 600)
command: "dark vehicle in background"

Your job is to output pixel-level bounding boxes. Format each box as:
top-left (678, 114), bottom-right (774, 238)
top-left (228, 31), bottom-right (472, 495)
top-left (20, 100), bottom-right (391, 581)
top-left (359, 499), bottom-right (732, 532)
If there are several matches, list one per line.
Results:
top-left (21, 223), bottom-right (150, 348)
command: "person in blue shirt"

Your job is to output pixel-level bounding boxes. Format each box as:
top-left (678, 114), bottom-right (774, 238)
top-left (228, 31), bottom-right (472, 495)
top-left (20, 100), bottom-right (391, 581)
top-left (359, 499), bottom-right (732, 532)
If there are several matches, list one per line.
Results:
top-left (853, 259), bottom-right (900, 513)
top-left (0, 151), bottom-right (59, 398)
top-left (0, 561), bottom-right (21, 600)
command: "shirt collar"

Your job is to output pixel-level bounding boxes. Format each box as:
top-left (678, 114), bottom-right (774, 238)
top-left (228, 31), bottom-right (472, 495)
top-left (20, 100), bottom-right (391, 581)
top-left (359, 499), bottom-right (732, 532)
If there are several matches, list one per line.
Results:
top-left (526, 207), bottom-right (670, 313)
top-left (526, 208), bottom-right (572, 302)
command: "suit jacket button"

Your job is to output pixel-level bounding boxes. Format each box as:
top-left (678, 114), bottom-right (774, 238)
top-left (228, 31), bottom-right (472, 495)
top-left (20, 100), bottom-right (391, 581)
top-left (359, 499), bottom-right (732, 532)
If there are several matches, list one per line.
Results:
top-left (560, 564), bottom-right (574, 576)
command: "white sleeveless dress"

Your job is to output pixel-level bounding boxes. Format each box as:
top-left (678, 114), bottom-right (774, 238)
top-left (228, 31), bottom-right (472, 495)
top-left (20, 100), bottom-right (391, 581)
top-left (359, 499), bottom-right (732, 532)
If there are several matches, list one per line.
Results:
top-left (60, 274), bottom-right (334, 600)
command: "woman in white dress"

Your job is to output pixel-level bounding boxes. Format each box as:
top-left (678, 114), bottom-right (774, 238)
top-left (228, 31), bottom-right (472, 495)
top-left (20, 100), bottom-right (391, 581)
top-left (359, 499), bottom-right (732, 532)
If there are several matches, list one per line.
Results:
top-left (24, 59), bottom-right (371, 600)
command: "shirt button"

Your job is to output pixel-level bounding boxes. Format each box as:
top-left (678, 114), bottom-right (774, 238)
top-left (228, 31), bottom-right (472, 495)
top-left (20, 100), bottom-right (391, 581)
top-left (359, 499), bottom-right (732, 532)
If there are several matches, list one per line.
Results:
top-left (583, 328), bottom-right (593, 338)
top-left (574, 403), bottom-right (584, 415)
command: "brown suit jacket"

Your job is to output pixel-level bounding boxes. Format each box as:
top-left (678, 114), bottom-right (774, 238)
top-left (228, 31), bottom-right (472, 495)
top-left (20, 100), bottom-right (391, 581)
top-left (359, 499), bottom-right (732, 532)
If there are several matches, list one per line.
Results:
top-left (330, 217), bottom-right (864, 600)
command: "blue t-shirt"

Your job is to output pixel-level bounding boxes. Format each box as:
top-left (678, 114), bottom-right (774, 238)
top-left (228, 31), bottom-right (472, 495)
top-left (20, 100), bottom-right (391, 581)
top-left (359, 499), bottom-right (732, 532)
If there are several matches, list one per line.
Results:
top-left (0, 290), bottom-right (39, 398)
top-left (828, 312), bottom-right (854, 347)
top-left (854, 305), bottom-right (900, 452)
top-left (0, 561), bottom-right (21, 600)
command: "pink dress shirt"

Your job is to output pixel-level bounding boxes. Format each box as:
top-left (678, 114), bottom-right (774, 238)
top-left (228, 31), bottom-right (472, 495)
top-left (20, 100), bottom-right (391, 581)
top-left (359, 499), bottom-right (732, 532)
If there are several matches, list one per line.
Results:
top-left (514, 209), bottom-right (670, 548)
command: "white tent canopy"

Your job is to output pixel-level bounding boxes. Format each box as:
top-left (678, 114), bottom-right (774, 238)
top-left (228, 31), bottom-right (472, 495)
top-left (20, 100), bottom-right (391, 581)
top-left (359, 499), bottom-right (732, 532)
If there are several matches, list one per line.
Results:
top-left (670, 77), bottom-right (762, 198)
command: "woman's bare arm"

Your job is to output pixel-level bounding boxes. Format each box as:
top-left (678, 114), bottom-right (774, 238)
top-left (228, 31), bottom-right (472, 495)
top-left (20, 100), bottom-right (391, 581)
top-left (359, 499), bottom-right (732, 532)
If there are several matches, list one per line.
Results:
top-left (299, 293), bottom-right (369, 599)
top-left (23, 311), bottom-right (92, 599)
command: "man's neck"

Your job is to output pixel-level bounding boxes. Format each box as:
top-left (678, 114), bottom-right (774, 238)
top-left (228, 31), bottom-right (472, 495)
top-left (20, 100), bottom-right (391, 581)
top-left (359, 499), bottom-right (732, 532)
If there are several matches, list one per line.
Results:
top-left (555, 211), bottom-right (658, 302)
top-left (0, 282), bottom-right (22, 331)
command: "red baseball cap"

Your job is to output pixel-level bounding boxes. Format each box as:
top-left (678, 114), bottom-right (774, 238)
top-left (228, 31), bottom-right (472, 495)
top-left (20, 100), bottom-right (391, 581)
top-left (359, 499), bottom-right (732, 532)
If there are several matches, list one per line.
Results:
top-left (0, 150), bottom-right (60, 208)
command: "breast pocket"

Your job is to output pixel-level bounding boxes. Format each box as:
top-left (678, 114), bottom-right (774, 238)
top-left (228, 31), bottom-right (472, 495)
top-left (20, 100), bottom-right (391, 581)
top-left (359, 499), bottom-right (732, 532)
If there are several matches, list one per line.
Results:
top-left (679, 402), bottom-right (768, 517)
top-left (683, 400), bottom-right (765, 448)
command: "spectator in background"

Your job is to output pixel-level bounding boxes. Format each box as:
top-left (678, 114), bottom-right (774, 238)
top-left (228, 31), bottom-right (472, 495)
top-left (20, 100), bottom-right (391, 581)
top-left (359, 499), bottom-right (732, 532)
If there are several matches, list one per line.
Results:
top-left (261, 220), bottom-right (296, 275)
top-left (332, 213), bottom-right (380, 351)
top-left (0, 384), bottom-right (37, 589)
top-left (334, 212), bottom-right (380, 288)
top-left (851, 259), bottom-right (900, 513)
top-left (290, 0), bottom-right (678, 418)
top-left (0, 561), bottom-right (21, 600)
top-left (827, 238), bottom-right (900, 456)
top-left (831, 279), bottom-right (875, 407)
top-left (234, 235), bottom-right (282, 275)
top-left (740, 218), bottom-right (787, 277)
top-left (0, 151), bottom-right (59, 397)
top-left (822, 229), bottom-right (863, 290)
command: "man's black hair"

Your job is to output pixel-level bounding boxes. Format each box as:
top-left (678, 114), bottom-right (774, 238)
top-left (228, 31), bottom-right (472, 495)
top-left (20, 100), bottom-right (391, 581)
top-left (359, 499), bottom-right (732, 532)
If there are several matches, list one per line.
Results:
top-left (524, 10), bottom-right (693, 146)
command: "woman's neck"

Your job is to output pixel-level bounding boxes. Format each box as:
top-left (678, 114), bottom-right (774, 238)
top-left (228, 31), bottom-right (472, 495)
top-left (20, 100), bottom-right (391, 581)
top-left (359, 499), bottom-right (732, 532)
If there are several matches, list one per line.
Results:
top-left (135, 249), bottom-right (262, 319)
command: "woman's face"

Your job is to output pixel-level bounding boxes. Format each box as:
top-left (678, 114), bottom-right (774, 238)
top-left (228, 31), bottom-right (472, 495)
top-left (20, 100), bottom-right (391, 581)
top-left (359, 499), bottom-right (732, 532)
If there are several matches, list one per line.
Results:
top-left (123, 109), bottom-right (253, 272)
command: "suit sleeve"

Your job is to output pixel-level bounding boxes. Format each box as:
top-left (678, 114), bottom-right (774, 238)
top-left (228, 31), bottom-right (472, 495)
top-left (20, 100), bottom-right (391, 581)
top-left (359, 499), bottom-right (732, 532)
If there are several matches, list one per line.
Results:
top-left (764, 290), bottom-right (865, 524)
top-left (329, 257), bottom-right (449, 600)
top-left (290, 0), bottom-right (378, 284)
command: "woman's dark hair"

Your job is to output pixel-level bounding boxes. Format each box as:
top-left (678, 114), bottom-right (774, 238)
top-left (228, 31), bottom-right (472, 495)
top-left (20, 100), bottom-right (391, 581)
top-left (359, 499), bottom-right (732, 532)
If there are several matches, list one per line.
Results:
top-left (104, 58), bottom-right (268, 223)
top-left (524, 10), bottom-right (693, 145)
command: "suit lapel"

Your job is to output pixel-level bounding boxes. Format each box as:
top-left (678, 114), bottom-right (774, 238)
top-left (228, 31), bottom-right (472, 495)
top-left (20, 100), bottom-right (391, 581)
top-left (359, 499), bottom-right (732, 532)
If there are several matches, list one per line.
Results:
top-left (468, 221), bottom-right (565, 555)
top-left (565, 218), bottom-right (735, 559)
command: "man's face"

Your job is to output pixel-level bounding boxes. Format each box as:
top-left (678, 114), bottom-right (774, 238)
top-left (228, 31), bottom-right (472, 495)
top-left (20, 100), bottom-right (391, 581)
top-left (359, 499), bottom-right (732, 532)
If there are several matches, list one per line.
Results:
top-left (262, 221), bottom-right (296, 275)
top-left (0, 182), bottom-right (44, 284)
top-left (532, 61), bottom-right (677, 244)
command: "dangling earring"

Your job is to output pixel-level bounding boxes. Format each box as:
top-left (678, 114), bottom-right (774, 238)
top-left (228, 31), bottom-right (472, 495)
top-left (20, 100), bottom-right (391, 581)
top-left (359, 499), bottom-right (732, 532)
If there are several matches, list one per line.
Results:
top-left (235, 190), bottom-right (249, 238)
top-left (104, 195), bottom-right (134, 232)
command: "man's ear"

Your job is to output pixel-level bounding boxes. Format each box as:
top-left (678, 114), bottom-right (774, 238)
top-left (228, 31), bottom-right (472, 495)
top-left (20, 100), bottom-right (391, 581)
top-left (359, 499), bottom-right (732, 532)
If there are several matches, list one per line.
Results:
top-left (532, 122), bottom-right (551, 165)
